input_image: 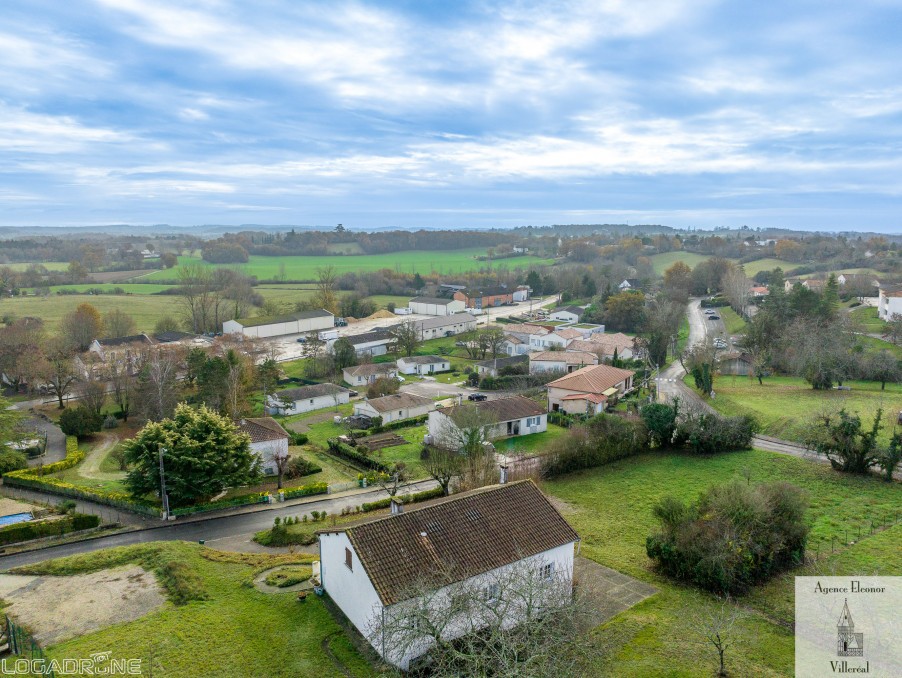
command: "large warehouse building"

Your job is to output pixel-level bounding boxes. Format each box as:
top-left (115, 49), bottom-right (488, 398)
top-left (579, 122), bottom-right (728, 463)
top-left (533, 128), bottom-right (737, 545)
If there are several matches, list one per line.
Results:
top-left (407, 296), bottom-right (466, 316)
top-left (223, 309), bottom-right (334, 338)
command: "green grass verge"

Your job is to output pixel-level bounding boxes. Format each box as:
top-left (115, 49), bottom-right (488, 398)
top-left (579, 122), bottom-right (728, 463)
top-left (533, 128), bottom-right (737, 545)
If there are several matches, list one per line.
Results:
top-left (699, 375), bottom-right (902, 445)
top-left (494, 424), bottom-right (568, 454)
top-left (719, 306), bottom-right (747, 334)
top-left (849, 305), bottom-right (887, 333)
top-left (542, 448), bottom-right (902, 675)
top-left (13, 542), bottom-right (371, 677)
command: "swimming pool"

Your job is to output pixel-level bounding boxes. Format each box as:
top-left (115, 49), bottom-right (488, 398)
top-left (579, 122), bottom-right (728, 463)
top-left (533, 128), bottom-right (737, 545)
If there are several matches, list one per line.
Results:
top-left (0, 512), bottom-right (33, 527)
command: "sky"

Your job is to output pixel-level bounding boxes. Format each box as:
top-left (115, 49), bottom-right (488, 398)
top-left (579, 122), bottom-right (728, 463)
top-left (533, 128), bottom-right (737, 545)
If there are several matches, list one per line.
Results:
top-left (2, 0), bottom-right (902, 232)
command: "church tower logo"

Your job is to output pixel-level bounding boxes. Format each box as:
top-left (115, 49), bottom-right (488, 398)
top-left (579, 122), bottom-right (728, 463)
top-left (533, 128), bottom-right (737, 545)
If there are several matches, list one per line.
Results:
top-left (836, 598), bottom-right (864, 657)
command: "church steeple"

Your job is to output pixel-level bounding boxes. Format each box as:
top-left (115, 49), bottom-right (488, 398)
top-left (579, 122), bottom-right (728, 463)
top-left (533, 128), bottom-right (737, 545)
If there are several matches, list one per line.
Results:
top-left (837, 598), bottom-right (854, 631)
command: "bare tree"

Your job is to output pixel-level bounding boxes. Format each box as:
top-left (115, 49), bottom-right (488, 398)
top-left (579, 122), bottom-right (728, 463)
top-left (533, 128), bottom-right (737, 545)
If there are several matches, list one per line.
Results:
top-left (109, 359), bottom-right (134, 421)
top-left (370, 558), bottom-right (596, 676)
top-left (313, 266), bottom-right (339, 314)
top-left (0, 317), bottom-right (45, 393)
top-left (77, 374), bottom-right (107, 417)
top-left (721, 266), bottom-right (751, 317)
top-left (483, 326), bottom-right (506, 358)
top-left (376, 462), bottom-right (410, 498)
top-left (178, 262), bottom-right (222, 334)
top-left (39, 337), bottom-right (78, 409)
top-left (103, 309), bottom-right (137, 338)
top-left (136, 348), bottom-right (182, 422)
top-left (389, 319), bottom-right (420, 357)
top-left (273, 447), bottom-right (290, 490)
top-left (60, 302), bottom-right (103, 351)
top-left (436, 403), bottom-right (497, 457)
top-left (689, 597), bottom-right (744, 677)
top-left (422, 446), bottom-right (464, 496)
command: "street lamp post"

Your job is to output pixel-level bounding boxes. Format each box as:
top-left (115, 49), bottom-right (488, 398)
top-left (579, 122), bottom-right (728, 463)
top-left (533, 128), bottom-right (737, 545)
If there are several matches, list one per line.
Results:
top-left (158, 445), bottom-right (171, 520)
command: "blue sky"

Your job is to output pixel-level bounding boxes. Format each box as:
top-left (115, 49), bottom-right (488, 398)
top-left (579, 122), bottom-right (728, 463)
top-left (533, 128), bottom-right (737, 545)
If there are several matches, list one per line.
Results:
top-left (2, 0), bottom-right (901, 231)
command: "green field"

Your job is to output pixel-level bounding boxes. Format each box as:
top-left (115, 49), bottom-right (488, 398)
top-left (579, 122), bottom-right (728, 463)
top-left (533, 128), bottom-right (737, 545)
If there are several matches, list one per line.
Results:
top-left (647, 251), bottom-right (713, 275)
top-left (700, 375), bottom-right (902, 445)
top-left (139, 250), bottom-right (553, 282)
top-left (13, 542), bottom-right (370, 677)
top-left (4, 261), bottom-right (70, 272)
top-left (739, 257), bottom-right (794, 276)
top-left (0, 294), bottom-right (179, 333)
top-left (494, 424), bottom-right (568, 454)
top-left (543, 448), bottom-right (902, 676)
top-left (47, 283), bottom-right (176, 295)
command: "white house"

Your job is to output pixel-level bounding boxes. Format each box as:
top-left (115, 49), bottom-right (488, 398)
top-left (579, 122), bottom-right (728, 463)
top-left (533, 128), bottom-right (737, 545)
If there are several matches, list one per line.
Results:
top-left (223, 309), bottom-right (334, 339)
top-left (342, 362), bottom-right (398, 387)
top-left (353, 392), bottom-right (435, 424)
top-left (549, 305), bottom-right (584, 323)
top-left (546, 364), bottom-right (635, 414)
top-left (88, 334), bottom-right (154, 363)
top-left (618, 278), bottom-right (640, 291)
top-left (268, 383), bottom-right (350, 415)
top-left (394, 313), bottom-right (477, 340)
top-left (346, 331), bottom-right (395, 357)
top-left (475, 354), bottom-right (528, 378)
top-left (500, 336), bottom-right (529, 356)
top-left (529, 351), bottom-right (598, 374)
top-left (877, 288), bottom-right (902, 321)
top-left (237, 417), bottom-right (289, 475)
top-left (408, 296), bottom-right (466, 316)
top-left (318, 480), bottom-right (580, 669)
top-left (512, 285), bottom-right (531, 302)
top-left (397, 355), bottom-right (450, 375)
top-left (428, 395), bottom-right (547, 446)
top-left (534, 328), bottom-right (582, 350)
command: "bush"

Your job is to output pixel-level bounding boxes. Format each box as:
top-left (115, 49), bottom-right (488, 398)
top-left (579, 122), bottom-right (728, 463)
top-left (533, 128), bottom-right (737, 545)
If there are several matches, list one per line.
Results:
top-left (646, 481), bottom-right (808, 594)
top-left (281, 482), bottom-right (328, 500)
top-left (327, 439), bottom-right (390, 472)
top-left (640, 402), bottom-right (679, 448)
top-left (285, 456), bottom-right (322, 479)
top-left (102, 415), bottom-right (119, 430)
top-left (265, 566), bottom-right (312, 587)
top-left (673, 412), bottom-right (758, 454)
top-left (289, 432), bottom-right (309, 446)
top-left (360, 486), bottom-right (444, 512)
top-left (542, 414), bottom-right (649, 477)
top-left (59, 407), bottom-right (102, 438)
top-left (0, 449), bottom-right (28, 474)
top-left (0, 512), bottom-right (100, 546)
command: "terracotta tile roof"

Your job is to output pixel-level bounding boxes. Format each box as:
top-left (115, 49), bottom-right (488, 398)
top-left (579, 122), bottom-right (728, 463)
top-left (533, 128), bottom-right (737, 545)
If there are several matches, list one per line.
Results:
top-left (323, 480), bottom-right (579, 605)
top-left (566, 340), bottom-right (604, 354)
top-left (561, 392), bottom-right (607, 404)
top-left (501, 323), bottom-right (549, 336)
top-left (238, 417), bottom-right (289, 443)
top-left (475, 354), bottom-right (528, 369)
top-left (96, 334), bottom-right (154, 347)
top-left (359, 392), bottom-right (435, 413)
top-left (586, 332), bottom-right (636, 355)
top-left (550, 329), bottom-right (583, 340)
top-left (442, 395), bottom-right (545, 423)
top-left (547, 364), bottom-right (635, 394)
top-left (530, 351), bottom-right (598, 365)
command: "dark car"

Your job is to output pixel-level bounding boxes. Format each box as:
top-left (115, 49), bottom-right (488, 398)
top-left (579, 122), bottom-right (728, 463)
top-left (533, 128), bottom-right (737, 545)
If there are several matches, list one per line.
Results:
top-left (708, 315), bottom-right (720, 321)
top-left (348, 390), bottom-right (359, 397)
top-left (296, 337), bottom-right (307, 343)
top-left (468, 393), bottom-right (488, 401)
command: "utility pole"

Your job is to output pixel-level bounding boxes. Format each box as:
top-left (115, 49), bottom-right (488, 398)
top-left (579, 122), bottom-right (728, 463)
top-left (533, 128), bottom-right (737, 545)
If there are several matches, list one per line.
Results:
top-left (158, 446), bottom-right (170, 520)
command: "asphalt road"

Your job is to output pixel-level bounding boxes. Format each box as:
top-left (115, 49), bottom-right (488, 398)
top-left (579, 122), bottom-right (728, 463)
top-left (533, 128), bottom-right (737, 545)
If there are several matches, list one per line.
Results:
top-left (0, 479), bottom-right (437, 569)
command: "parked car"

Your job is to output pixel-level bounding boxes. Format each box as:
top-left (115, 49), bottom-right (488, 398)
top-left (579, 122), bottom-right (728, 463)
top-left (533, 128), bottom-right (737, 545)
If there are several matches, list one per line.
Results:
top-left (708, 315), bottom-right (720, 321)
top-left (468, 393), bottom-right (488, 401)
top-left (396, 375), bottom-right (405, 382)
top-left (296, 337), bottom-right (307, 343)
top-left (348, 390), bottom-right (359, 397)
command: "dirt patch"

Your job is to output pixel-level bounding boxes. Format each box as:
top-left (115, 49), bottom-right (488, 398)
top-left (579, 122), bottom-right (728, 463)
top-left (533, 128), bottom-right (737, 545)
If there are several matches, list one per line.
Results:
top-left (0, 565), bottom-right (165, 646)
top-left (0, 497), bottom-right (41, 517)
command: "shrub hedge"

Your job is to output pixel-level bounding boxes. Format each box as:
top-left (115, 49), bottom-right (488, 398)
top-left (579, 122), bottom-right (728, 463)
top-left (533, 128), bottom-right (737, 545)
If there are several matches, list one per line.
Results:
top-left (170, 492), bottom-right (271, 517)
top-left (281, 482), bottom-right (329, 500)
top-left (368, 414), bottom-right (428, 434)
top-left (360, 486), bottom-right (444, 512)
top-left (327, 439), bottom-right (390, 472)
top-left (0, 513), bottom-right (100, 546)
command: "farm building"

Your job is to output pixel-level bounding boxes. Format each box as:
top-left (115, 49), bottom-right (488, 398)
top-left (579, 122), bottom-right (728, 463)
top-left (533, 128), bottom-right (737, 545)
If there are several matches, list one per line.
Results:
top-left (546, 364), bottom-right (635, 413)
top-left (453, 286), bottom-right (514, 309)
top-left (343, 362), bottom-right (398, 386)
top-left (318, 480), bottom-right (580, 670)
top-left (353, 392), bottom-right (435, 424)
top-left (529, 351), bottom-right (598, 374)
top-left (549, 305), bottom-right (584, 323)
top-left (237, 417), bottom-right (289, 475)
top-left (719, 351), bottom-right (753, 376)
top-left (397, 355), bottom-right (450, 376)
top-left (428, 395), bottom-right (547, 446)
top-left (408, 296), bottom-right (466, 316)
top-left (475, 354), bottom-right (528, 378)
top-left (223, 309), bottom-right (334, 339)
top-left (268, 383), bottom-right (350, 415)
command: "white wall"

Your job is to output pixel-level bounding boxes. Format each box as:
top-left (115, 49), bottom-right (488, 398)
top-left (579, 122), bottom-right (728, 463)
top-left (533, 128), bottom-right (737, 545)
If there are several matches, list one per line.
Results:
top-left (398, 359), bottom-right (450, 375)
top-left (355, 400), bottom-right (435, 423)
top-left (410, 299), bottom-right (466, 316)
top-left (223, 314), bottom-right (333, 338)
top-left (878, 292), bottom-right (902, 321)
top-left (252, 437), bottom-right (288, 474)
top-left (550, 311), bottom-right (579, 323)
top-left (428, 411), bottom-right (546, 444)
top-left (320, 533), bottom-right (385, 653)
top-left (353, 341), bottom-right (391, 357)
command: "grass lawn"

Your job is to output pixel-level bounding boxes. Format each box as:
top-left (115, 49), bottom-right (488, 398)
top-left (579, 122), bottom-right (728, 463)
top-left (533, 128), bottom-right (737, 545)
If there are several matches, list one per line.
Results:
top-left (740, 257), bottom-right (795, 276)
top-left (0, 294), bottom-right (181, 333)
top-left (647, 252), bottom-right (714, 275)
top-left (700, 375), bottom-right (902, 445)
top-left (494, 424), bottom-right (568, 455)
top-left (672, 315), bottom-right (690, 359)
top-left (138, 250), bottom-right (554, 282)
top-left (541, 448), bottom-right (902, 676)
top-left (850, 305), bottom-right (887, 333)
top-left (852, 334), bottom-right (902, 359)
top-left (51, 466), bottom-right (129, 494)
top-left (365, 295), bottom-right (411, 310)
top-left (12, 542), bottom-right (371, 677)
top-left (719, 306), bottom-right (747, 334)
top-left (46, 283), bottom-right (176, 295)
top-left (5, 261), bottom-right (70, 272)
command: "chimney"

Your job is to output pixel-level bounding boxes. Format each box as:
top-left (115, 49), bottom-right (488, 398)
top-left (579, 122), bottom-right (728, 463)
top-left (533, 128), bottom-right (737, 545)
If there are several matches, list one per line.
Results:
top-left (499, 465), bottom-right (509, 484)
top-left (390, 498), bottom-right (403, 515)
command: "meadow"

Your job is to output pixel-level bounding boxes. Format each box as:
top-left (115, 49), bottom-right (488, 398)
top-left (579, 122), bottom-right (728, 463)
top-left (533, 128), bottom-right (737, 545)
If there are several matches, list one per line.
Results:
top-left (15, 542), bottom-right (371, 677)
top-left (647, 252), bottom-right (799, 277)
top-left (700, 375), bottom-right (902, 445)
top-left (138, 250), bottom-right (553, 282)
top-left (543, 448), bottom-right (902, 676)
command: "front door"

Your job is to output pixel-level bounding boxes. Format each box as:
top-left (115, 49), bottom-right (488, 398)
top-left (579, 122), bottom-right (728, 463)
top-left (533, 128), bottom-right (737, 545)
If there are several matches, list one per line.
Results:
top-left (507, 421), bottom-right (520, 435)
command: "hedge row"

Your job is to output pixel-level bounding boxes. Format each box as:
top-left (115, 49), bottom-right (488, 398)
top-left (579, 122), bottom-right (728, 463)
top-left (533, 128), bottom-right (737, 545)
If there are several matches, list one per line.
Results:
top-left (327, 439), bottom-right (390, 473)
top-left (281, 482), bottom-right (329, 500)
top-left (368, 414), bottom-right (429, 435)
top-left (360, 487), bottom-right (444, 512)
top-left (0, 513), bottom-right (100, 546)
top-left (2, 437), bottom-right (160, 517)
top-left (171, 492), bottom-right (270, 517)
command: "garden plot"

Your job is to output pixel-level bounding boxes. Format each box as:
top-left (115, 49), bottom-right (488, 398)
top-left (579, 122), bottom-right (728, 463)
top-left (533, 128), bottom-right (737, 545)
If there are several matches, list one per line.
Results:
top-left (356, 432), bottom-right (408, 452)
top-left (0, 565), bottom-right (164, 646)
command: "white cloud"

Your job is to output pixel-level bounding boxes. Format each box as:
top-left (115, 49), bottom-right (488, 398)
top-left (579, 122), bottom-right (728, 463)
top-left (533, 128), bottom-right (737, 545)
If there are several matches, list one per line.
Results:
top-left (0, 105), bottom-right (132, 152)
